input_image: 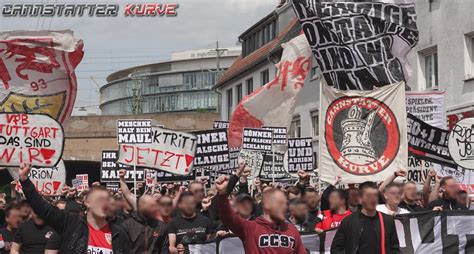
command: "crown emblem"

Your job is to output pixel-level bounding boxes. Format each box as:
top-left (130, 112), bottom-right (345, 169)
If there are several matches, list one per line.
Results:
top-left (340, 105), bottom-right (377, 164)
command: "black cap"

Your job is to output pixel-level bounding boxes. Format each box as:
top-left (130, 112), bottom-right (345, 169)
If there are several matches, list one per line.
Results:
top-left (235, 193), bottom-right (253, 203)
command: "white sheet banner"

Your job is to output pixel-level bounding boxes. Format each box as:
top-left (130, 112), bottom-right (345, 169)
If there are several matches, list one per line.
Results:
top-left (117, 127), bottom-right (197, 175)
top-left (406, 91), bottom-right (446, 129)
top-left (319, 82), bottom-right (408, 184)
top-left (0, 113), bottom-right (64, 167)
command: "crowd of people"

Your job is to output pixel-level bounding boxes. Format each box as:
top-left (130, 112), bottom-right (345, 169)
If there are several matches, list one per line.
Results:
top-left (0, 162), bottom-right (469, 254)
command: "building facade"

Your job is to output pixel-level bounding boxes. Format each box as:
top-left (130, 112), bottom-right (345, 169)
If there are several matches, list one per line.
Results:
top-left (100, 47), bottom-right (240, 115)
top-left (406, 0), bottom-right (474, 128)
top-left (215, 2), bottom-right (321, 164)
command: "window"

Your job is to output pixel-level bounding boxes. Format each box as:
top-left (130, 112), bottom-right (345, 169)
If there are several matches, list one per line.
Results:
top-left (289, 115), bottom-right (301, 138)
top-left (236, 84), bottom-right (242, 104)
top-left (241, 19), bottom-right (277, 57)
top-left (260, 69), bottom-right (269, 86)
top-left (424, 52), bottom-right (438, 89)
top-left (465, 33), bottom-right (474, 79)
top-left (311, 110), bottom-right (319, 137)
top-left (227, 89), bottom-right (233, 120)
top-left (246, 78), bottom-right (253, 95)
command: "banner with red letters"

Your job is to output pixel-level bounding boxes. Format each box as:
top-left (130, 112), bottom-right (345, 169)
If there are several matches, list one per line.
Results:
top-left (0, 113), bottom-right (64, 167)
top-left (0, 30), bottom-right (83, 123)
top-left (117, 126), bottom-right (197, 175)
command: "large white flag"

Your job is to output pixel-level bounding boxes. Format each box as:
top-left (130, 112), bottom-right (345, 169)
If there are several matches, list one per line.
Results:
top-left (228, 34), bottom-right (312, 148)
top-left (319, 82), bottom-right (408, 184)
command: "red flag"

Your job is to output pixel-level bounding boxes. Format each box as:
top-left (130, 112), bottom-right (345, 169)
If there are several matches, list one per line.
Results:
top-left (228, 34), bottom-right (312, 147)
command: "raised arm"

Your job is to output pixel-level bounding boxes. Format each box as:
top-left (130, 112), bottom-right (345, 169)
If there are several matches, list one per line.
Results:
top-left (423, 170), bottom-right (436, 206)
top-left (118, 169), bottom-right (137, 211)
top-left (215, 175), bottom-right (247, 238)
top-left (428, 175), bottom-right (442, 204)
top-left (379, 169), bottom-right (406, 193)
top-left (18, 163), bottom-right (75, 235)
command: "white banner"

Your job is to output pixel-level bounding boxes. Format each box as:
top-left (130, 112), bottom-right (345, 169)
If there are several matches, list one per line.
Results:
top-left (117, 127), bottom-right (197, 175)
top-left (0, 113), bottom-right (64, 167)
top-left (319, 82), bottom-right (408, 184)
top-left (406, 91), bottom-right (446, 129)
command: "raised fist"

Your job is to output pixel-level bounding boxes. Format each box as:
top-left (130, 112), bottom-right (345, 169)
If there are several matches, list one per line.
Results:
top-left (118, 169), bottom-right (126, 180)
top-left (215, 175), bottom-right (229, 195)
top-left (19, 163), bottom-right (32, 181)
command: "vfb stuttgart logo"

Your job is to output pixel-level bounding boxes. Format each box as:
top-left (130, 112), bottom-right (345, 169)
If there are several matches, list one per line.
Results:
top-left (325, 96), bottom-right (400, 175)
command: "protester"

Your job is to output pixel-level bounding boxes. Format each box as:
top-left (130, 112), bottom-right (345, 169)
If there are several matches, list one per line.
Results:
top-left (167, 191), bottom-right (212, 254)
top-left (121, 194), bottom-right (169, 253)
top-left (331, 181), bottom-right (400, 253)
top-left (288, 199), bottom-right (317, 233)
top-left (401, 181), bottom-right (424, 212)
top-left (11, 211), bottom-right (60, 254)
top-left (18, 163), bottom-right (130, 253)
top-left (426, 176), bottom-right (468, 210)
top-left (216, 175), bottom-right (306, 253)
top-left (0, 205), bottom-right (22, 254)
top-left (157, 195), bottom-right (174, 224)
top-left (377, 183), bottom-right (409, 215)
top-left (316, 189), bottom-right (351, 232)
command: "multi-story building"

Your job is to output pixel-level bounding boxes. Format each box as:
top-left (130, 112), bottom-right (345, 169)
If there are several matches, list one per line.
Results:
top-left (406, 0), bottom-right (474, 128)
top-left (100, 47), bottom-right (240, 115)
top-left (215, 2), bottom-right (320, 162)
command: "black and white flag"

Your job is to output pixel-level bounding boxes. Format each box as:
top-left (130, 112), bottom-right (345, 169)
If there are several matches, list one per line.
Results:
top-left (188, 211), bottom-right (474, 254)
top-left (292, 0), bottom-right (419, 90)
top-left (194, 129), bottom-right (230, 167)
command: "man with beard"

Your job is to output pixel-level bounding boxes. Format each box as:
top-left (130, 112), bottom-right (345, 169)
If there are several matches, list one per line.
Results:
top-left (331, 181), bottom-right (399, 254)
top-left (167, 191), bottom-right (212, 254)
top-left (18, 163), bottom-right (130, 253)
top-left (426, 176), bottom-right (468, 210)
top-left (216, 175), bottom-right (306, 253)
top-left (121, 194), bottom-right (168, 253)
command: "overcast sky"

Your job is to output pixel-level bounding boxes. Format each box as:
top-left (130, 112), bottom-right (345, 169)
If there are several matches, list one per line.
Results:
top-left (0, 0), bottom-right (278, 115)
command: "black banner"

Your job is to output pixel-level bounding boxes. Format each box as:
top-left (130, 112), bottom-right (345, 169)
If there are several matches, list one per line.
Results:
top-left (287, 138), bottom-right (314, 173)
top-left (407, 114), bottom-right (457, 168)
top-left (242, 128), bottom-right (273, 152)
top-left (263, 126), bottom-right (288, 145)
top-left (259, 152), bottom-right (293, 181)
top-left (116, 119), bottom-right (152, 144)
top-left (291, 0), bottom-right (418, 90)
top-left (213, 121), bottom-right (229, 129)
top-left (100, 150), bottom-right (144, 183)
top-left (194, 129), bottom-right (230, 167)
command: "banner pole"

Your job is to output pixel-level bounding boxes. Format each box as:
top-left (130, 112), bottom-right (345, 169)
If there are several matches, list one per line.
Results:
top-left (133, 146), bottom-right (137, 199)
top-left (272, 149), bottom-right (275, 185)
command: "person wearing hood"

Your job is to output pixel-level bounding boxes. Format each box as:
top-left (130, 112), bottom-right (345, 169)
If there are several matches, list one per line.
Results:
top-left (216, 175), bottom-right (306, 254)
top-left (121, 194), bottom-right (168, 253)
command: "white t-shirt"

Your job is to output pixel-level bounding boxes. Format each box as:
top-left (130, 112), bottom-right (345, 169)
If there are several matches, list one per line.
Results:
top-left (376, 204), bottom-right (410, 215)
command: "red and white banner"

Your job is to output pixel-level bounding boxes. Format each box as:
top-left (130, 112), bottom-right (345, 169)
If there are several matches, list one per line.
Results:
top-left (0, 113), bottom-right (64, 167)
top-left (8, 159), bottom-right (66, 196)
top-left (319, 82), bottom-right (408, 184)
top-left (117, 127), bottom-right (197, 175)
top-left (228, 34), bottom-right (312, 148)
top-left (0, 30), bottom-right (83, 122)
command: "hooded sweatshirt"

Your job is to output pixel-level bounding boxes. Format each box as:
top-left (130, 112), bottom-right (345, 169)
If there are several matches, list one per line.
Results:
top-left (217, 194), bottom-right (305, 254)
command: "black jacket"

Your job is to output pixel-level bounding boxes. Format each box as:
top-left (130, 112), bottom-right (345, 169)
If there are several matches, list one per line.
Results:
top-left (20, 179), bottom-right (130, 254)
top-left (331, 211), bottom-right (400, 254)
top-left (426, 198), bottom-right (468, 211)
top-left (121, 212), bottom-right (168, 254)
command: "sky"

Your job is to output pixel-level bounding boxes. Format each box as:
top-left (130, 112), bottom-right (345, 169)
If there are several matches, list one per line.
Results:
top-left (0, 0), bottom-right (278, 115)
